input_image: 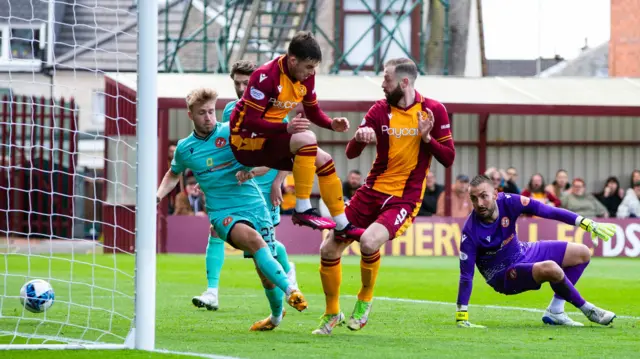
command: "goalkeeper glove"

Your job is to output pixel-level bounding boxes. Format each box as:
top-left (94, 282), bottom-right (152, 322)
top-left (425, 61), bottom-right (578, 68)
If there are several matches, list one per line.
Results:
top-left (578, 217), bottom-right (616, 246)
top-left (455, 311), bottom-right (486, 329)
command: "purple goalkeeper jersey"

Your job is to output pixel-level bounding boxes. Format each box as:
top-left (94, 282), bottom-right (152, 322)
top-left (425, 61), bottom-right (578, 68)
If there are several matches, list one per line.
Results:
top-left (457, 192), bottom-right (580, 306)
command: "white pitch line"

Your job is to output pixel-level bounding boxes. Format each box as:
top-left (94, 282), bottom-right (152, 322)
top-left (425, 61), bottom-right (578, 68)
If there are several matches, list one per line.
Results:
top-left (153, 348), bottom-right (243, 359)
top-left (355, 295), bottom-right (640, 320)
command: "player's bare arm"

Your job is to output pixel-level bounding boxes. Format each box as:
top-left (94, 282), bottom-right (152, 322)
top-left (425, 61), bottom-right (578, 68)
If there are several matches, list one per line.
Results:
top-left (156, 169), bottom-right (181, 203)
top-left (235, 167), bottom-right (271, 184)
top-left (271, 171), bottom-right (289, 207)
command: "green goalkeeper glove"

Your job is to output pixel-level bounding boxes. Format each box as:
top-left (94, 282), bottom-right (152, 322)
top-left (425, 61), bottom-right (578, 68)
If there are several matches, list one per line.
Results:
top-left (578, 217), bottom-right (616, 246)
top-left (455, 311), bottom-right (486, 329)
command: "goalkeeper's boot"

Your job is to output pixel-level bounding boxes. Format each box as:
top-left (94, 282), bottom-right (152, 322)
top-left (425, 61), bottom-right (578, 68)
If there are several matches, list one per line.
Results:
top-left (542, 309), bottom-right (584, 326)
top-left (286, 289), bottom-right (308, 312)
top-left (250, 310), bottom-right (286, 331)
top-left (347, 299), bottom-right (372, 331)
top-left (192, 289), bottom-right (218, 311)
top-left (583, 306), bottom-right (616, 326)
top-left (311, 312), bottom-right (346, 335)
top-left (292, 208), bottom-right (336, 230)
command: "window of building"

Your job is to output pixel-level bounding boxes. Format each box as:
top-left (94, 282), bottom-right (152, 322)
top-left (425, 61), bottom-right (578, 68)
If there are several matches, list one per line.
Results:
top-left (340, 0), bottom-right (421, 71)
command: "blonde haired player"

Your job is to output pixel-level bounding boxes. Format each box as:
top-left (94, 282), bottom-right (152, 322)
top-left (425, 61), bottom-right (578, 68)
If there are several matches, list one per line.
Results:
top-left (157, 88), bottom-right (307, 330)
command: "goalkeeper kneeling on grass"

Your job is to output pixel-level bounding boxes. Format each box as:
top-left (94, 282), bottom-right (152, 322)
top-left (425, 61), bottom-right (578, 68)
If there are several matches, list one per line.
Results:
top-left (455, 175), bottom-right (617, 328)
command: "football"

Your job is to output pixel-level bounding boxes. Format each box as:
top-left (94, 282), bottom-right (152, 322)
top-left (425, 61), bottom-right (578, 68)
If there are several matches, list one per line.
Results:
top-left (19, 279), bottom-right (55, 313)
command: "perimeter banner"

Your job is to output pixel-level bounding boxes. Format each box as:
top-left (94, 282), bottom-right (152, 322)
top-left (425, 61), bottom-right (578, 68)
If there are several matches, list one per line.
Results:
top-left (165, 215), bottom-right (640, 258)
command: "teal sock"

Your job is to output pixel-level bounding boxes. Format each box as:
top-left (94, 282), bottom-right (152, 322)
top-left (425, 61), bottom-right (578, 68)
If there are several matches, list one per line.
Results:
top-left (253, 247), bottom-right (290, 293)
top-left (274, 241), bottom-right (291, 273)
top-left (206, 236), bottom-right (226, 289)
top-left (264, 287), bottom-right (284, 317)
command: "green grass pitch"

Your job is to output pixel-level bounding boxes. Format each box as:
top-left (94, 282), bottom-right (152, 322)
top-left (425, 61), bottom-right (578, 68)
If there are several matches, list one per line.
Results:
top-left (1, 253), bottom-right (638, 359)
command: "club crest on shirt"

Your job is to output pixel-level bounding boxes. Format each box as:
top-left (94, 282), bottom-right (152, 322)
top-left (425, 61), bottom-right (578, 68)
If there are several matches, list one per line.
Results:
top-left (223, 216), bottom-right (233, 226)
top-left (215, 137), bottom-right (227, 148)
top-left (507, 268), bottom-right (517, 280)
top-left (501, 216), bottom-right (510, 227)
top-left (297, 84), bottom-right (307, 97)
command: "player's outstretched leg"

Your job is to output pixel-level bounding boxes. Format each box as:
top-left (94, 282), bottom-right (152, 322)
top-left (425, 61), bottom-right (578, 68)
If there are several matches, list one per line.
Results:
top-left (544, 242), bottom-right (591, 326)
top-left (289, 131), bottom-right (336, 230)
top-left (347, 223), bottom-right (388, 331)
top-left (250, 264), bottom-right (286, 331)
top-left (192, 234), bottom-right (225, 311)
top-left (274, 240), bottom-right (297, 289)
top-left (230, 223), bottom-right (308, 312)
top-left (315, 148), bottom-right (365, 240)
top-left (530, 260), bottom-right (616, 326)
top-left (313, 230), bottom-right (350, 335)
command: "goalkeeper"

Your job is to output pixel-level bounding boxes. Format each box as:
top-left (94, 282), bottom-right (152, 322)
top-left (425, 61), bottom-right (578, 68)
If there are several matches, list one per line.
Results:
top-left (456, 175), bottom-right (617, 328)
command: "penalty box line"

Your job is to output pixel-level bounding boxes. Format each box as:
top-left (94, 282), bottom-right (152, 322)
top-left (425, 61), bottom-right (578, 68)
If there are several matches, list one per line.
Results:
top-left (356, 295), bottom-right (640, 320)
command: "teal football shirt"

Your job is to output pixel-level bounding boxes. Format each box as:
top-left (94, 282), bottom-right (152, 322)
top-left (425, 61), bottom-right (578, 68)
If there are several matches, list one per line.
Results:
top-left (170, 121), bottom-right (266, 215)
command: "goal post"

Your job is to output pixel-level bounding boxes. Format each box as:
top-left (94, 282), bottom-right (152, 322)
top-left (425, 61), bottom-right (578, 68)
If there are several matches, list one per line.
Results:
top-left (0, 0), bottom-right (157, 351)
top-left (135, 0), bottom-right (158, 351)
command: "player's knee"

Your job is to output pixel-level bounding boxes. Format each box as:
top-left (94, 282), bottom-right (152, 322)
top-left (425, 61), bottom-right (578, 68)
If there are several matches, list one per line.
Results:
top-left (320, 231), bottom-right (344, 258)
top-left (576, 243), bottom-right (591, 263)
top-left (315, 148), bottom-right (333, 168)
top-left (538, 261), bottom-right (563, 282)
top-left (292, 130), bottom-right (316, 147)
top-left (359, 236), bottom-right (378, 255)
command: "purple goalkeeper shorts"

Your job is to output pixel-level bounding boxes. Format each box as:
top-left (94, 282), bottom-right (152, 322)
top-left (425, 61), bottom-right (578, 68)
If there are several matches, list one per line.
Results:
top-left (492, 240), bottom-right (568, 295)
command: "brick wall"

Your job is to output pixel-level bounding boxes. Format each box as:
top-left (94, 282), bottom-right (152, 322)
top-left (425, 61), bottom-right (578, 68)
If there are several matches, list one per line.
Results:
top-left (609, 0), bottom-right (640, 77)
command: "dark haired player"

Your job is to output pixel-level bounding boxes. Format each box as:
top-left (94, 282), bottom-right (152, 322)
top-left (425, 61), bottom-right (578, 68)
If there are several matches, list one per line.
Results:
top-left (229, 31), bottom-right (363, 240)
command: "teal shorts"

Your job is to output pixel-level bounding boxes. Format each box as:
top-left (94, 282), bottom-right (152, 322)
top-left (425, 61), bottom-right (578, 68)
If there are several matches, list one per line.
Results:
top-left (262, 191), bottom-right (282, 227)
top-left (210, 206), bottom-right (276, 258)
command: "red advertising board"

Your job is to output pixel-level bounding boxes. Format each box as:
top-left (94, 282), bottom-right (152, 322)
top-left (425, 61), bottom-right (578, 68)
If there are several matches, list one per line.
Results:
top-left (166, 215), bottom-right (640, 258)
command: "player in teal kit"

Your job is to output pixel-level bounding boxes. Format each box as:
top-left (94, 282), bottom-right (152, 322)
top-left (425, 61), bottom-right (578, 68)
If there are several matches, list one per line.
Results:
top-left (188, 60), bottom-right (297, 316)
top-left (156, 87), bottom-right (308, 330)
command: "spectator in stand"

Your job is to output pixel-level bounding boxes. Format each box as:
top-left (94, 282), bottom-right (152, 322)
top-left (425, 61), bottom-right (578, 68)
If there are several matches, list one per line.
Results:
top-left (173, 170), bottom-right (207, 216)
top-left (418, 171), bottom-right (444, 216)
top-left (617, 179), bottom-right (640, 218)
top-left (500, 167), bottom-right (520, 194)
top-left (521, 173), bottom-right (561, 207)
top-left (484, 167), bottom-right (503, 191)
top-left (545, 169), bottom-right (571, 201)
top-left (342, 169), bottom-right (362, 203)
top-left (436, 174), bottom-right (472, 218)
top-left (629, 170), bottom-right (640, 190)
top-left (561, 178), bottom-right (608, 218)
top-left (594, 176), bottom-right (624, 218)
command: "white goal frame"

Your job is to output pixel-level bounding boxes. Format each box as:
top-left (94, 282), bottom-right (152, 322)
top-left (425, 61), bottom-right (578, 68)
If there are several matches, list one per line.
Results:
top-left (0, 0), bottom-right (157, 351)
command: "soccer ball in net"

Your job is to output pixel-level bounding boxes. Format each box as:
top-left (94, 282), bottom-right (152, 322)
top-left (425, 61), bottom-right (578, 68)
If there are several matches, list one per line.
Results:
top-left (19, 279), bottom-right (55, 314)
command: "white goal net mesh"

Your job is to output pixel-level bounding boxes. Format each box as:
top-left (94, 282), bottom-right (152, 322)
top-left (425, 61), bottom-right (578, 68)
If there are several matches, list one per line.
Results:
top-left (0, 0), bottom-right (141, 346)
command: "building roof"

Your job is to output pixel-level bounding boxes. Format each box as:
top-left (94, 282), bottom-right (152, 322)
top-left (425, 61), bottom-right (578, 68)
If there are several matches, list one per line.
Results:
top-left (105, 72), bottom-right (640, 115)
top-left (486, 58), bottom-right (563, 77)
top-left (540, 42), bottom-right (609, 78)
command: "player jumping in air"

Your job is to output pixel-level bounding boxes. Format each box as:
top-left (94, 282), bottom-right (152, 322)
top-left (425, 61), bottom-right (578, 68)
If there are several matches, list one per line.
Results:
top-left (190, 60), bottom-right (298, 317)
top-left (312, 58), bottom-right (455, 335)
top-left (228, 31), bottom-right (364, 240)
top-left (455, 175), bottom-right (617, 328)
top-left (156, 88), bottom-right (307, 330)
